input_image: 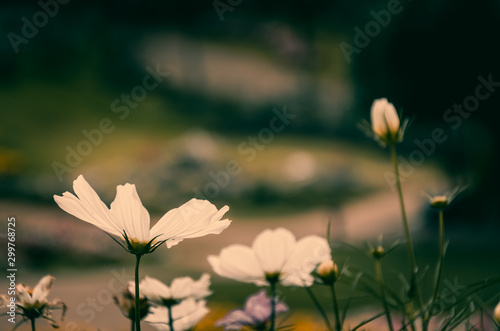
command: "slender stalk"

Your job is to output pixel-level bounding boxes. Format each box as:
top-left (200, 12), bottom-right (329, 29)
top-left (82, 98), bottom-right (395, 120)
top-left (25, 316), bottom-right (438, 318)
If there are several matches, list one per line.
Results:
top-left (351, 311), bottom-right (386, 331)
top-left (31, 318), bottom-right (36, 331)
top-left (135, 254), bottom-right (142, 331)
top-left (376, 259), bottom-right (395, 331)
top-left (131, 318), bottom-right (135, 331)
top-left (428, 208), bottom-right (445, 322)
top-left (168, 304), bottom-right (175, 331)
top-left (389, 143), bottom-right (425, 329)
top-left (270, 281), bottom-right (276, 331)
top-left (330, 284), bottom-right (342, 331)
top-left (304, 286), bottom-right (333, 331)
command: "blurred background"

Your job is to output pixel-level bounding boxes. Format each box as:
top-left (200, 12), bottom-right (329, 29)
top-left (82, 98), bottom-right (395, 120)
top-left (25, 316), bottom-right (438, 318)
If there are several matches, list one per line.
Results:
top-left (1, 0), bottom-right (499, 329)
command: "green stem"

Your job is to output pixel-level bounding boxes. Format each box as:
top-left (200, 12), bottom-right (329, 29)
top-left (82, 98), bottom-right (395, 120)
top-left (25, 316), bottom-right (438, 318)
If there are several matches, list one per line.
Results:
top-left (429, 209), bottom-right (445, 321)
top-left (135, 254), bottom-right (142, 331)
top-left (168, 304), bottom-right (175, 331)
top-left (270, 281), bottom-right (276, 331)
top-left (376, 259), bottom-right (395, 331)
top-left (389, 143), bottom-right (425, 329)
top-left (31, 318), bottom-right (36, 331)
top-left (304, 286), bottom-right (333, 331)
top-left (131, 318), bottom-right (135, 331)
top-left (330, 284), bottom-right (342, 331)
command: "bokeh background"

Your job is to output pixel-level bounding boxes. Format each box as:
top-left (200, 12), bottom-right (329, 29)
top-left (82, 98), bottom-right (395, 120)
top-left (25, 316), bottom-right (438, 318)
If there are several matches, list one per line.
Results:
top-left (1, 0), bottom-right (500, 329)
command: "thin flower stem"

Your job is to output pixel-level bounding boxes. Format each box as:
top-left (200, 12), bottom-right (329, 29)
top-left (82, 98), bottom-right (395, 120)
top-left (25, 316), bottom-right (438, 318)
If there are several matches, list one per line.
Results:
top-left (270, 281), bottom-right (276, 331)
top-left (135, 254), bottom-right (142, 331)
top-left (428, 208), bottom-right (445, 323)
top-left (168, 304), bottom-right (175, 331)
top-left (131, 319), bottom-right (135, 331)
top-left (330, 284), bottom-right (342, 331)
top-left (389, 143), bottom-right (425, 329)
top-left (376, 259), bottom-right (395, 331)
top-left (304, 286), bottom-right (333, 331)
top-left (31, 318), bottom-right (36, 331)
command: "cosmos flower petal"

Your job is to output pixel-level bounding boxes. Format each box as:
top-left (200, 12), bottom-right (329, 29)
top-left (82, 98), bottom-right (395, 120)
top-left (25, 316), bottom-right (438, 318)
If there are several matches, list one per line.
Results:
top-left (165, 237), bottom-right (184, 249)
top-left (252, 228), bottom-right (296, 275)
top-left (190, 273), bottom-right (212, 299)
top-left (371, 98), bottom-right (387, 137)
top-left (16, 284), bottom-right (33, 306)
top-left (170, 273), bottom-right (212, 300)
top-left (208, 245), bottom-right (265, 285)
top-left (245, 290), bottom-right (271, 322)
top-left (371, 98), bottom-right (400, 141)
top-left (150, 199), bottom-right (231, 247)
top-left (215, 309), bottom-right (254, 329)
top-left (172, 299), bottom-right (208, 329)
top-left (384, 103), bottom-right (400, 134)
top-left (146, 299), bottom-right (208, 331)
top-left (32, 275), bottom-right (55, 303)
top-left (140, 276), bottom-right (172, 303)
top-left (110, 183), bottom-right (150, 242)
top-left (216, 290), bottom-right (288, 330)
top-left (54, 175), bottom-right (123, 237)
top-left (281, 235), bottom-right (330, 286)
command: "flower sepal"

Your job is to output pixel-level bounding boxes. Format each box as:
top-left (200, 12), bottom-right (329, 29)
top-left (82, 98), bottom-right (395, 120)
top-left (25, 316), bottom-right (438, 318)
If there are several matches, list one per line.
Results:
top-left (367, 237), bottom-right (400, 260)
top-left (109, 231), bottom-right (167, 256)
top-left (161, 298), bottom-right (181, 307)
top-left (265, 272), bottom-right (281, 285)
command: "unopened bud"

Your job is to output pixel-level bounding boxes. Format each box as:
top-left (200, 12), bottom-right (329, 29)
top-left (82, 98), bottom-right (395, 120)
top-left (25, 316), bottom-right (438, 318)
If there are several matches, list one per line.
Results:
top-left (370, 98), bottom-right (402, 144)
top-left (494, 301), bottom-right (500, 324)
top-left (316, 259), bottom-right (338, 284)
top-left (372, 246), bottom-right (385, 259)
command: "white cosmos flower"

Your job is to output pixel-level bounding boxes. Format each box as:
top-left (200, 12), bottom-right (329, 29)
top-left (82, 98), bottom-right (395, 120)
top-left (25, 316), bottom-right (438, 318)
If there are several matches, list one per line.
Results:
top-left (208, 228), bottom-right (330, 287)
top-left (140, 274), bottom-right (211, 305)
top-left (370, 98), bottom-right (403, 144)
top-left (145, 298), bottom-right (209, 331)
top-left (1, 275), bottom-right (66, 328)
top-left (16, 275), bottom-right (56, 310)
top-left (54, 175), bottom-right (231, 253)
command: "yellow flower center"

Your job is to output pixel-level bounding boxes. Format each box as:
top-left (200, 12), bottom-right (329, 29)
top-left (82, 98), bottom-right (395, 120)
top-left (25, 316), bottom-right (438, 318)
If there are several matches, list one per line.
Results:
top-left (430, 196), bottom-right (449, 209)
top-left (265, 272), bottom-right (281, 284)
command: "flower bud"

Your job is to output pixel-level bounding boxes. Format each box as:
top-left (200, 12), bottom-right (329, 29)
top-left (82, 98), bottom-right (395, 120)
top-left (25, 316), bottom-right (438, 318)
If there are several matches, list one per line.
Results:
top-left (114, 286), bottom-right (149, 322)
top-left (371, 246), bottom-right (385, 259)
top-left (316, 259), bottom-right (338, 284)
top-left (371, 98), bottom-right (401, 144)
top-left (494, 300), bottom-right (500, 324)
